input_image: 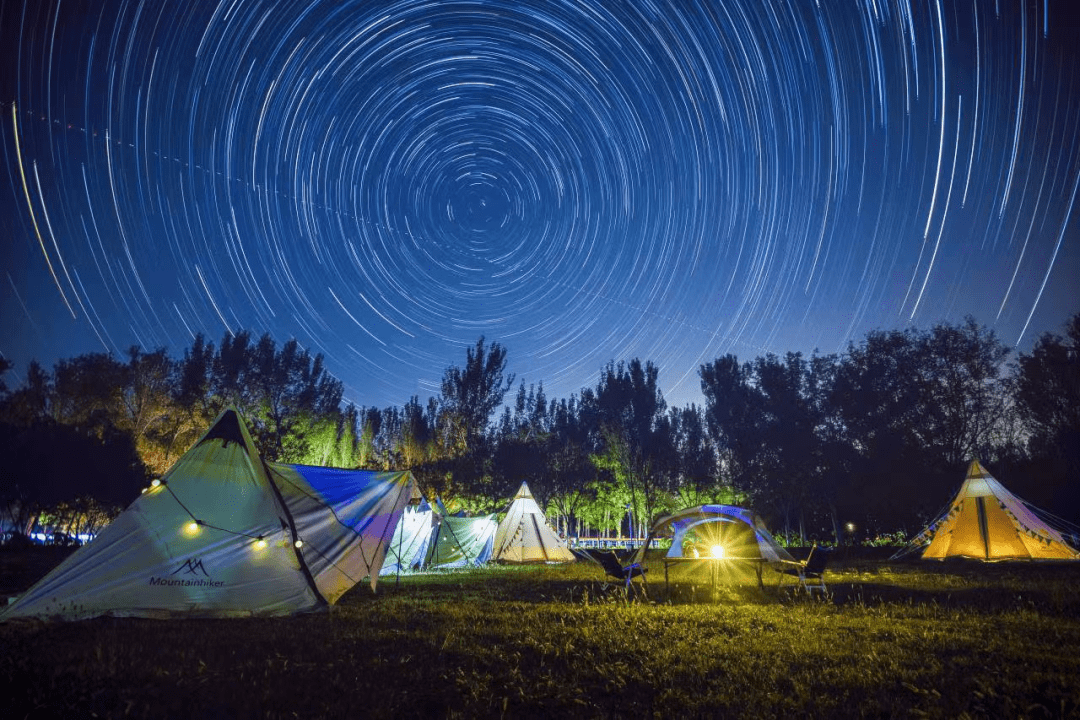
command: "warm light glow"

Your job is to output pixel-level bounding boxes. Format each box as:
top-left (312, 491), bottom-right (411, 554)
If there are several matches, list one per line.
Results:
top-left (151, 479), bottom-right (161, 488)
top-left (711, 545), bottom-right (725, 559)
top-left (294, 539), bottom-right (304, 549)
top-left (254, 538), bottom-right (267, 550)
top-left (184, 521), bottom-right (200, 537)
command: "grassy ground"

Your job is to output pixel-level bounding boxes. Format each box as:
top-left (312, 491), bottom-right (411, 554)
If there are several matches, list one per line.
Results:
top-left (2, 550), bottom-right (1080, 719)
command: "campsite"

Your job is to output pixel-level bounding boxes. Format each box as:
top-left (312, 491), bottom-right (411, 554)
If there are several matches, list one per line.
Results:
top-left (2, 318), bottom-right (1079, 715)
top-left (3, 548), bottom-right (1080, 718)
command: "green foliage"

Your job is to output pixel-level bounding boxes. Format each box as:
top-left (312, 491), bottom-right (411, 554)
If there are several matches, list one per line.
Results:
top-left (0, 313), bottom-right (1077, 539)
top-left (1015, 315), bottom-right (1080, 467)
top-left (439, 336), bottom-right (514, 453)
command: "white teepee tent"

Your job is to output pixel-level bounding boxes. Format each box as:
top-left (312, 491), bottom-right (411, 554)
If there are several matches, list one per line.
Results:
top-left (492, 482), bottom-right (574, 563)
top-left (2, 409), bottom-right (415, 621)
top-left (916, 459), bottom-right (1079, 561)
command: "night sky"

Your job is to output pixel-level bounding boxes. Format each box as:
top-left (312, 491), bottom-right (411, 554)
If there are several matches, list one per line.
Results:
top-left (2, 0), bottom-right (1078, 411)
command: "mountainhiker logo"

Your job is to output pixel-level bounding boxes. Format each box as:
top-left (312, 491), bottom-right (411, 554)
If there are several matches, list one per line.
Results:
top-left (171, 558), bottom-right (209, 577)
top-left (149, 557), bottom-right (225, 588)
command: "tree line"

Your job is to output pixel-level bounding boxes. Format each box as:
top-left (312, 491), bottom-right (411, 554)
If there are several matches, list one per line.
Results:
top-left (1, 313), bottom-right (1077, 544)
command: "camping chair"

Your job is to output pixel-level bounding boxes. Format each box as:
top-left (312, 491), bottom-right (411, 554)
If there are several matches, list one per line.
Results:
top-left (593, 551), bottom-right (648, 599)
top-left (777, 545), bottom-right (829, 598)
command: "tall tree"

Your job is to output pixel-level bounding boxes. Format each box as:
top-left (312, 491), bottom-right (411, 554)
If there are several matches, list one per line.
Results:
top-left (438, 337), bottom-right (515, 454)
top-left (918, 318), bottom-right (1011, 465)
top-left (0, 360), bottom-right (52, 426)
top-left (118, 347), bottom-right (176, 475)
top-left (51, 353), bottom-right (127, 434)
top-left (247, 335), bottom-right (344, 461)
top-left (589, 359), bottom-right (670, 527)
top-left (700, 354), bottom-right (765, 496)
top-left (1015, 313), bottom-right (1080, 462)
top-left (750, 352), bottom-right (819, 538)
top-left (1013, 312), bottom-right (1080, 520)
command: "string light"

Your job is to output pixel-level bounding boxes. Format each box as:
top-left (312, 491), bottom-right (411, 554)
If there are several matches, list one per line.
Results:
top-left (254, 537), bottom-right (267, 550)
top-left (294, 539), bottom-right (304, 549)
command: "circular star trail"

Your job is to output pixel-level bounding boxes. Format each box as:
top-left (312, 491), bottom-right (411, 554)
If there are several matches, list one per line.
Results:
top-left (1, 0), bottom-right (1078, 409)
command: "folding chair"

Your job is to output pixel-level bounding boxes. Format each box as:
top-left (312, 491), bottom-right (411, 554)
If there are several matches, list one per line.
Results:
top-left (778, 545), bottom-right (829, 597)
top-left (593, 550), bottom-right (649, 599)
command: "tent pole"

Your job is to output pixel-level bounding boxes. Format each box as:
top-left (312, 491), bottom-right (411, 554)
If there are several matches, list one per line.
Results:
top-left (396, 510), bottom-right (404, 588)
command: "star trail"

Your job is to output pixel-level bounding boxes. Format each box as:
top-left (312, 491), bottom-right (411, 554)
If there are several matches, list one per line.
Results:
top-left (1, 0), bottom-right (1077, 409)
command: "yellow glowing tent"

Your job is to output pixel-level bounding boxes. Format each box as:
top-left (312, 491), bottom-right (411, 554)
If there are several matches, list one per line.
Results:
top-left (917, 460), bottom-right (1079, 561)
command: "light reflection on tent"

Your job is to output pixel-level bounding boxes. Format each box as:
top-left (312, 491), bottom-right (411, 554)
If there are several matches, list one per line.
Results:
top-left (636, 505), bottom-right (796, 586)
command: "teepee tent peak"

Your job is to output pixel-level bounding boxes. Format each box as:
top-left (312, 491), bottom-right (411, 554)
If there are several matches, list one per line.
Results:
top-left (492, 482), bottom-right (574, 564)
top-left (917, 459), bottom-right (1079, 561)
top-left (2, 408), bottom-right (415, 621)
top-left (961, 459), bottom-right (997, 497)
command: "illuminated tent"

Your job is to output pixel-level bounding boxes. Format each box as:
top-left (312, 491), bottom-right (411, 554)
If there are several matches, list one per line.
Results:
top-left (379, 497), bottom-right (433, 575)
top-left (1, 409), bottom-right (415, 621)
top-left (425, 498), bottom-right (498, 569)
top-left (915, 460), bottom-right (1079, 561)
top-left (492, 482), bottom-right (574, 563)
top-left (636, 505), bottom-right (796, 564)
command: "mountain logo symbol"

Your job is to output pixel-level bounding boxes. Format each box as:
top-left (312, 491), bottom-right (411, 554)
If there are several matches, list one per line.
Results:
top-left (171, 558), bottom-right (210, 577)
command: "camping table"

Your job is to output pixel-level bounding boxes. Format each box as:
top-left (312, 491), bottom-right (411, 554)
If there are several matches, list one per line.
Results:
top-left (662, 557), bottom-right (770, 590)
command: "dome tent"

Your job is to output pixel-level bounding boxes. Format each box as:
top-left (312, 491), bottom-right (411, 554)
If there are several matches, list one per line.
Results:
top-left (636, 505), bottom-right (796, 564)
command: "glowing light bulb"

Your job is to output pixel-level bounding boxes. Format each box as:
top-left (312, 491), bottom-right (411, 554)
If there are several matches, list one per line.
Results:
top-left (184, 521), bottom-right (200, 536)
top-left (151, 479), bottom-right (161, 488)
top-left (254, 538), bottom-right (267, 550)
top-left (294, 539), bottom-right (304, 549)
top-left (711, 545), bottom-right (725, 559)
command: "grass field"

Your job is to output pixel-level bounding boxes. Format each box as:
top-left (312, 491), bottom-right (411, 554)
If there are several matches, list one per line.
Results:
top-left (3, 549), bottom-right (1080, 719)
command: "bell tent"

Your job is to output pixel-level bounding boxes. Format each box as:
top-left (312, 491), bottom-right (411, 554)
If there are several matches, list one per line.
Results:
top-left (492, 482), bottom-right (574, 563)
top-left (1, 409), bottom-right (416, 621)
top-left (913, 459), bottom-right (1079, 561)
top-left (637, 505), bottom-right (796, 564)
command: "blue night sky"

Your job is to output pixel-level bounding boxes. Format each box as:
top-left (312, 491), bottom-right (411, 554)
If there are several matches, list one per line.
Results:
top-left (2, 0), bottom-right (1078, 410)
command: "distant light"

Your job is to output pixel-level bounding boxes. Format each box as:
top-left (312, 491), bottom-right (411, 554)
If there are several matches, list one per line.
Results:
top-left (711, 545), bottom-right (725, 559)
top-left (846, 522), bottom-right (856, 533)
